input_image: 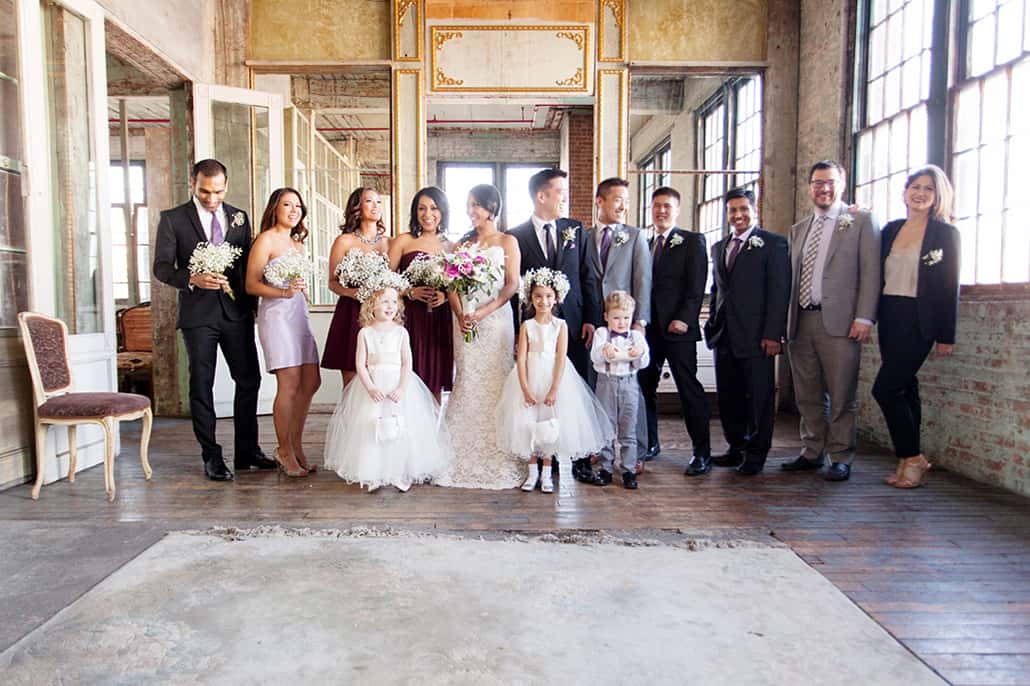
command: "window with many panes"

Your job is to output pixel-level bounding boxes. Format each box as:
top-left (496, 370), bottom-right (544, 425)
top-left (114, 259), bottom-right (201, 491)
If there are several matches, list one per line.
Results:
top-left (638, 142), bottom-right (671, 230)
top-left (854, 0), bottom-right (1030, 285)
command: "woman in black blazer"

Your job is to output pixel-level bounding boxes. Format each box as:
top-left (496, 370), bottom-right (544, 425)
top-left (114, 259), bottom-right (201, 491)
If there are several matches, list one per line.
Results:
top-left (872, 165), bottom-right (960, 488)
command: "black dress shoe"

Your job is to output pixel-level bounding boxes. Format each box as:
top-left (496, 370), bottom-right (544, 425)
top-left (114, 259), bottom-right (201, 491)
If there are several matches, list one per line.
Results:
top-left (596, 469), bottom-right (613, 486)
top-left (574, 460), bottom-right (603, 485)
top-left (735, 460), bottom-right (764, 476)
top-left (204, 458), bottom-right (234, 481)
top-left (711, 451), bottom-right (744, 468)
top-left (644, 443), bottom-right (661, 460)
top-left (825, 462), bottom-right (851, 481)
top-left (780, 455), bottom-right (825, 472)
top-left (234, 452), bottom-right (277, 470)
top-left (622, 470), bottom-right (638, 490)
top-left (684, 455), bottom-right (712, 476)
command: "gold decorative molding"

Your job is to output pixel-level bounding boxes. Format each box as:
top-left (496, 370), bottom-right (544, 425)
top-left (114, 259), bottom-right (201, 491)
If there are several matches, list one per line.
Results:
top-left (393, 0), bottom-right (423, 62)
top-left (430, 25), bottom-right (591, 93)
top-left (598, 0), bottom-right (627, 63)
top-left (434, 67), bottom-right (464, 87)
top-left (595, 69), bottom-right (628, 181)
top-left (556, 68), bottom-right (584, 87)
top-left (397, 0), bottom-right (416, 26)
top-left (557, 31), bottom-right (585, 51)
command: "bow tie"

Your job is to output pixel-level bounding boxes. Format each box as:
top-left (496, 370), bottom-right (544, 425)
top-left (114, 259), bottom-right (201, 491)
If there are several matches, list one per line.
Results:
top-left (610, 331), bottom-right (630, 339)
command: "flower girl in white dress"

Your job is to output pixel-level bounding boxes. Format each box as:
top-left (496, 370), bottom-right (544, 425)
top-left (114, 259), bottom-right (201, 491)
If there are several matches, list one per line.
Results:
top-left (495, 268), bottom-right (614, 493)
top-left (324, 277), bottom-right (451, 491)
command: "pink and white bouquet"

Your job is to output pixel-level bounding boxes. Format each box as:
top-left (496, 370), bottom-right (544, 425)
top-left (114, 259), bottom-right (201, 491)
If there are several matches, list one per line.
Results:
top-left (335, 248), bottom-right (390, 294)
top-left (441, 247), bottom-right (504, 342)
top-left (188, 241), bottom-right (243, 300)
top-left (402, 253), bottom-right (449, 311)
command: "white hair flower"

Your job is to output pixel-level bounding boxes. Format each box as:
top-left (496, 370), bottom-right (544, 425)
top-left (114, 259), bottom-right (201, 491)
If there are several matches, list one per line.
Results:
top-left (520, 267), bottom-right (571, 304)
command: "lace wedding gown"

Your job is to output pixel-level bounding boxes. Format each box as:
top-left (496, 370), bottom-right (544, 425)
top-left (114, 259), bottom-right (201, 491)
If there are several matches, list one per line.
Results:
top-left (436, 244), bottom-right (525, 489)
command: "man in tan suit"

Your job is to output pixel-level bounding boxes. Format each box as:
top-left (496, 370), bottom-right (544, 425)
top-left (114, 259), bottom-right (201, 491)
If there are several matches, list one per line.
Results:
top-left (783, 160), bottom-right (881, 482)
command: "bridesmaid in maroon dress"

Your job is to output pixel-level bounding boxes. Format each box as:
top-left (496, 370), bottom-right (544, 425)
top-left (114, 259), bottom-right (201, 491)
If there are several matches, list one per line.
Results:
top-left (388, 186), bottom-right (454, 400)
top-left (322, 187), bottom-right (390, 385)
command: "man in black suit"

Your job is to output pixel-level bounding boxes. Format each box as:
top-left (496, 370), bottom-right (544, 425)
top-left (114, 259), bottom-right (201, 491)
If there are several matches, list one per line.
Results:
top-left (703, 188), bottom-right (791, 476)
top-left (639, 187), bottom-right (711, 472)
top-left (508, 168), bottom-right (601, 482)
top-left (153, 159), bottom-right (274, 481)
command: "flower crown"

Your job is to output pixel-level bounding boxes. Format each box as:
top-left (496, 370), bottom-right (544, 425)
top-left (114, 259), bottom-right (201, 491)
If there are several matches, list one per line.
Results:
top-left (357, 270), bottom-right (411, 304)
top-left (520, 267), bottom-right (570, 304)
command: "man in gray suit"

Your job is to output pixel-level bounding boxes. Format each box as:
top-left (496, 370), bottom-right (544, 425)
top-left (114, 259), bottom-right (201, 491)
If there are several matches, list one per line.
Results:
top-left (584, 177), bottom-right (652, 475)
top-left (783, 160), bottom-right (881, 482)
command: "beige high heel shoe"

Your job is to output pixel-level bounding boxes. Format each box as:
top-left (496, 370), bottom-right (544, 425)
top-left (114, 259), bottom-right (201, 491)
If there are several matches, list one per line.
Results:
top-left (883, 460), bottom-right (905, 486)
top-left (893, 455), bottom-right (932, 489)
top-left (274, 446), bottom-right (308, 478)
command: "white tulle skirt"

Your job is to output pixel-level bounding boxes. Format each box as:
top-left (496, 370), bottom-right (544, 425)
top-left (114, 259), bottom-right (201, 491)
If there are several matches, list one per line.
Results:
top-left (494, 353), bottom-right (615, 462)
top-left (324, 363), bottom-right (452, 490)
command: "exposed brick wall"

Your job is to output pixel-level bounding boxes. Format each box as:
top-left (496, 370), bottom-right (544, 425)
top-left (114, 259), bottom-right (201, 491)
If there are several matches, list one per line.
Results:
top-left (857, 296), bottom-right (1030, 497)
top-left (566, 109), bottom-right (594, 224)
top-left (426, 129), bottom-right (560, 187)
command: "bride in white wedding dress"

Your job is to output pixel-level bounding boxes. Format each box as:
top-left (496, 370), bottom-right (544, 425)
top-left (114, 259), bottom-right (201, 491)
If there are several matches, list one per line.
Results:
top-left (435, 184), bottom-right (525, 489)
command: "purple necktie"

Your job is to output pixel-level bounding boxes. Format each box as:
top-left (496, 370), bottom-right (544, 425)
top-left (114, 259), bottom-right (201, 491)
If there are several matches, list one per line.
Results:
top-left (726, 237), bottom-right (742, 271)
top-left (543, 223), bottom-right (556, 266)
top-left (651, 234), bottom-right (665, 276)
top-left (210, 212), bottom-right (224, 245)
top-left (599, 226), bottom-right (613, 270)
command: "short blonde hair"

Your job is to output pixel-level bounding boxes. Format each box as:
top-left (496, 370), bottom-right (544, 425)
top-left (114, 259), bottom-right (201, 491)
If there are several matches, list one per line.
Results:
top-left (906, 164), bottom-right (955, 223)
top-left (359, 287), bottom-right (405, 326)
top-left (605, 290), bottom-right (636, 315)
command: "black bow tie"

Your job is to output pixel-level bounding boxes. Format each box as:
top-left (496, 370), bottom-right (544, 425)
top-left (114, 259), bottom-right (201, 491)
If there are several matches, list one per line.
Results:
top-left (610, 331), bottom-right (630, 339)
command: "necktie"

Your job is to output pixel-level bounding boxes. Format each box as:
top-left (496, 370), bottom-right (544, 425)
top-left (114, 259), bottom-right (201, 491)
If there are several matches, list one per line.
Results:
top-left (543, 223), bottom-right (556, 266)
top-left (599, 226), bottom-right (613, 270)
top-left (726, 236), bottom-right (742, 271)
top-left (799, 215), bottom-right (827, 308)
top-left (651, 233), bottom-right (665, 276)
top-left (210, 212), bottom-right (224, 246)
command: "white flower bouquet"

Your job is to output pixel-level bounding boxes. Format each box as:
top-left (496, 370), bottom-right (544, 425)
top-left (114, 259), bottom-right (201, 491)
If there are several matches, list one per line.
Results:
top-left (402, 253), bottom-right (449, 311)
top-left (188, 241), bottom-right (243, 300)
top-left (263, 250), bottom-right (311, 289)
top-left (335, 248), bottom-right (390, 295)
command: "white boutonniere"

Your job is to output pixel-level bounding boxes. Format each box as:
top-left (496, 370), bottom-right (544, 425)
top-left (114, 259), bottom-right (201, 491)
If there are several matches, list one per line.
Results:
top-left (613, 230), bottom-right (629, 246)
top-left (746, 235), bottom-right (764, 250)
top-left (561, 227), bottom-right (576, 248)
top-left (921, 249), bottom-right (943, 267)
top-left (667, 234), bottom-right (684, 248)
top-left (231, 211), bottom-right (245, 228)
top-left (836, 214), bottom-right (853, 232)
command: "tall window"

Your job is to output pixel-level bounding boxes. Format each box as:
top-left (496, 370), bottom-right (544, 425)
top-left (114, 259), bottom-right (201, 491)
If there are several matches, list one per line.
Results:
top-left (0, 0), bottom-right (27, 331)
top-left (855, 0), bottom-right (1030, 285)
top-left (638, 141), bottom-right (671, 228)
top-left (109, 162), bottom-right (150, 306)
top-left (697, 102), bottom-right (727, 269)
top-left (438, 161), bottom-right (556, 240)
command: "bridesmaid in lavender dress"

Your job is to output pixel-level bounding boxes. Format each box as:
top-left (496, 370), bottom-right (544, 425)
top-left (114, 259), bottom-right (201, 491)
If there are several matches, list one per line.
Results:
top-left (388, 186), bottom-right (454, 400)
top-left (322, 187), bottom-right (391, 386)
top-left (245, 188), bottom-right (321, 477)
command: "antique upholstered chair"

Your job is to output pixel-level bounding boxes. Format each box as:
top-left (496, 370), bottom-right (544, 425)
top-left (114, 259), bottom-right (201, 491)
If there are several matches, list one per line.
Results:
top-left (18, 312), bottom-right (153, 501)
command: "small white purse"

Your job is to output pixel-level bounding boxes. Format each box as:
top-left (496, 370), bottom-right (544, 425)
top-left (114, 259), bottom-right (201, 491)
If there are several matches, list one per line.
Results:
top-left (375, 409), bottom-right (405, 443)
top-left (531, 404), bottom-right (560, 452)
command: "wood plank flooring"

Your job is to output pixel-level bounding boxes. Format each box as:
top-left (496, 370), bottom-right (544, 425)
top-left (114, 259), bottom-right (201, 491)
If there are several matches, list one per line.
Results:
top-left (1, 413), bottom-right (1028, 685)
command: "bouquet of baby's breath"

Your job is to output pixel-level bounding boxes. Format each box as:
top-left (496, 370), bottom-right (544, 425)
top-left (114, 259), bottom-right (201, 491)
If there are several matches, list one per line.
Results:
top-left (402, 253), bottom-right (448, 311)
top-left (335, 248), bottom-right (390, 293)
top-left (189, 241), bottom-right (243, 300)
top-left (264, 250), bottom-right (312, 303)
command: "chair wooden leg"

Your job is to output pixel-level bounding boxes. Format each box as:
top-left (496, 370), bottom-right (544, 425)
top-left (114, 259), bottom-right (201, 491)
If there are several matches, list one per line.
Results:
top-left (140, 408), bottom-right (153, 480)
top-left (32, 423), bottom-right (48, 500)
top-left (101, 418), bottom-right (116, 502)
top-left (67, 425), bottom-right (78, 482)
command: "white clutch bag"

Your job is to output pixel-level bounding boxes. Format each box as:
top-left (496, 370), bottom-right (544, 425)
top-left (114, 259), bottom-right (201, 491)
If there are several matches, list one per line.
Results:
top-left (375, 412), bottom-right (405, 443)
top-left (531, 405), bottom-right (560, 452)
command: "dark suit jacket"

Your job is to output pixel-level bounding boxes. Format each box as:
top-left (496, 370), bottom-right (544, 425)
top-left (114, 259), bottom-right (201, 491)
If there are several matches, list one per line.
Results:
top-left (880, 218), bottom-right (960, 344)
top-left (704, 228), bottom-right (791, 358)
top-left (650, 227), bottom-right (708, 342)
top-left (153, 200), bottom-right (256, 329)
top-left (508, 217), bottom-right (601, 332)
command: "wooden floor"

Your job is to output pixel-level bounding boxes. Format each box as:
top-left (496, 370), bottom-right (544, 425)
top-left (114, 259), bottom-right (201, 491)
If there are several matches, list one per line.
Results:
top-left (2, 413), bottom-right (1029, 685)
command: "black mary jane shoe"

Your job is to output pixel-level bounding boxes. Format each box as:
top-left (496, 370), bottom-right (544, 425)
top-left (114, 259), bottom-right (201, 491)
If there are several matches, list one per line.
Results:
top-left (622, 471), bottom-right (638, 490)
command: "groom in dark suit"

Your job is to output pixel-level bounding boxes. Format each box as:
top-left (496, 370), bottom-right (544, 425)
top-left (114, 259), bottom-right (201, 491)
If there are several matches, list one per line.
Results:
top-left (703, 188), bottom-right (791, 476)
top-left (508, 168), bottom-right (601, 482)
top-left (153, 159), bottom-right (273, 481)
top-left (638, 187), bottom-right (712, 473)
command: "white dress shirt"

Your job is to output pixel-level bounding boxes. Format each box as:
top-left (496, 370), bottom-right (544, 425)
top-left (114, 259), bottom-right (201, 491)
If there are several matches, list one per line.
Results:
top-left (193, 197), bottom-right (228, 244)
top-left (590, 327), bottom-right (650, 377)
top-left (531, 215), bottom-right (559, 259)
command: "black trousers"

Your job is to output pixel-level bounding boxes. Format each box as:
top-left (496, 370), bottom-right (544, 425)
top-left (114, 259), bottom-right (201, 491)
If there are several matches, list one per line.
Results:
top-left (715, 342), bottom-right (776, 462)
top-left (181, 316), bottom-right (262, 463)
top-left (872, 296), bottom-right (934, 459)
top-left (639, 326), bottom-right (711, 458)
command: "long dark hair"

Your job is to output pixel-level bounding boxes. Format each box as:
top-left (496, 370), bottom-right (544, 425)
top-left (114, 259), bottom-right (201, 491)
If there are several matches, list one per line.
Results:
top-left (408, 186), bottom-right (450, 238)
top-left (259, 187), bottom-right (308, 242)
top-left (341, 187), bottom-right (387, 235)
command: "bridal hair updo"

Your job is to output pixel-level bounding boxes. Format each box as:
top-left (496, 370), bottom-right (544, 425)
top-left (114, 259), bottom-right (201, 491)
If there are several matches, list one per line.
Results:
top-left (408, 186), bottom-right (450, 238)
top-left (259, 187), bottom-right (309, 242)
top-left (468, 184), bottom-right (502, 221)
top-left (341, 187), bottom-right (387, 236)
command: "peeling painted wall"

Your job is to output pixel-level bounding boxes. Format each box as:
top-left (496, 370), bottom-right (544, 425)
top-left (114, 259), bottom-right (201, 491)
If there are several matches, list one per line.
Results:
top-left (249, 0), bottom-right (391, 62)
top-left (629, 0), bottom-right (768, 63)
top-left (97, 0), bottom-right (215, 82)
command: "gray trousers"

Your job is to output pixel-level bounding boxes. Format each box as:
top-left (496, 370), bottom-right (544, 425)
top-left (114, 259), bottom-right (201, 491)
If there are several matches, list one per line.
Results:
top-left (787, 310), bottom-right (862, 464)
top-left (596, 373), bottom-right (640, 473)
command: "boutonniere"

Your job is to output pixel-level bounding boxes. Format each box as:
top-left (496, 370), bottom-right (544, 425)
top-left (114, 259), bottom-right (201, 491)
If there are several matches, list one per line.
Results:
top-left (613, 230), bottom-right (629, 246)
top-left (667, 234), bottom-right (684, 248)
top-left (921, 249), bottom-right (943, 266)
top-left (746, 235), bottom-right (764, 250)
top-left (561, 227), bottom-right (576, 248)
top-left (231, 211), bottom-right (246, 228)
top-left (836, 214), bottom-right (853, 232)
